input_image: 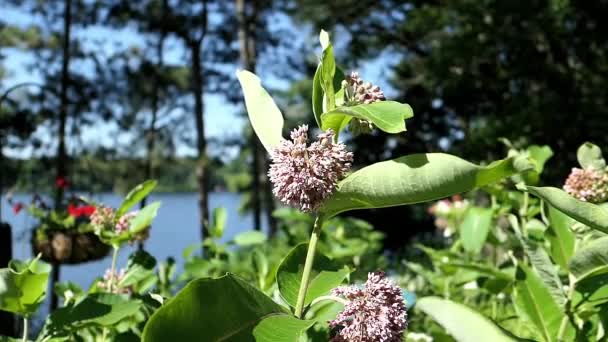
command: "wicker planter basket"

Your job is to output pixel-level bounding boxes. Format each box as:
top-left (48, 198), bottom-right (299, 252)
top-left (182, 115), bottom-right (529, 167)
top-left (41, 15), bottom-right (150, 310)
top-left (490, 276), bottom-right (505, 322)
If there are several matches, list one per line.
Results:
top-left (32, 229), bottom-right (110, 264)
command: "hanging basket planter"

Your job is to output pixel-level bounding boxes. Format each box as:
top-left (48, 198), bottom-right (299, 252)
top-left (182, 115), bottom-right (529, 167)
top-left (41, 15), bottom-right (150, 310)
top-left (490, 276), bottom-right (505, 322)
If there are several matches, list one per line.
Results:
top-left (31, 228), bottom-right (110, 264)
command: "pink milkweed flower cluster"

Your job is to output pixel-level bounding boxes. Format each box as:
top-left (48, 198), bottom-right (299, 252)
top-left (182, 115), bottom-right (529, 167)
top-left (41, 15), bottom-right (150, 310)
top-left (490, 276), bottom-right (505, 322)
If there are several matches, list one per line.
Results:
top-left (330, 271), bottom-right (408, 342)
top-left (564, 167), bottom-right (608, 203)
top-left (268, 125), bottom-right (353, 212)
top-left (90, 206), bottom-right (115, 231)
top-left (97, 268), bottom-right (131, 294)
top-left (115, 211), bottom-right (138, 234)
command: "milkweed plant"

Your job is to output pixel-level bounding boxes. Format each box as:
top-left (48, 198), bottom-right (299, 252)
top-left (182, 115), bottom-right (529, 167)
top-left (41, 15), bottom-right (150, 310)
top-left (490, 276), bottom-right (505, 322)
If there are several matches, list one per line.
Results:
top-left (2, 30), bottom-right (608, 342)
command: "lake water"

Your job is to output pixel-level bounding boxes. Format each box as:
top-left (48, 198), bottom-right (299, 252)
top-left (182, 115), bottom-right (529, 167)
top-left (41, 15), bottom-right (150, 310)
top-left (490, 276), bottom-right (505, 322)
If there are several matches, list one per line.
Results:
top-left (1, 192), bottom-right (266, 289)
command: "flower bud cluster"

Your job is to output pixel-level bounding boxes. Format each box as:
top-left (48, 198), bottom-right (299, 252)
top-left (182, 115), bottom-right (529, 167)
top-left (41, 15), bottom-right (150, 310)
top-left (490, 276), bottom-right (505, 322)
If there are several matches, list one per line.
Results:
top-left (97, 268), bottom-right (131, 294)
top-left (115, 211), bottom-right (138, 234)
top-left (342, 71), bottom-right (386, 105)
top-left (341, 71), bottom-right (386, 135)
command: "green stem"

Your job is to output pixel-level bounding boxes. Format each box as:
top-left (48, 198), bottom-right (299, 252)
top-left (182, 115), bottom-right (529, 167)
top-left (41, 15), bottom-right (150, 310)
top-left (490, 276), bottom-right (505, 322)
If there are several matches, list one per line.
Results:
top-left (309, 295), bottom-right (348, 307)
top-left (294, 215), bottom-right (323, 318)
top-left (22, 317), bottom-right (28, 342)
top-left (558, 274), bottom-right (577, 341)
top-left (109, 245), bottom-right (119, 292)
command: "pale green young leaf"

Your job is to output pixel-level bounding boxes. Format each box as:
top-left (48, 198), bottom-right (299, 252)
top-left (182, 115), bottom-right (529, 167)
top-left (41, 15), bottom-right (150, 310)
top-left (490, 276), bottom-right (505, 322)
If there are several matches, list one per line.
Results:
top-left (236, 70), bottom-right (284, 152)
top-left (253, 315), bottom-right (315, 342)
top-left (545, 205), bottom-right (575, 270)
top-left (211, 207), bottom-right (228, 239)
top-left (129, 201), bottom-right (161, 234)
top-left (577, 142), bottom-right (605, 170)
top-left (116, 180), bottom-right (157, 218)
top-left (0, 258), bottom-right (50, 317)
top-left (321, 101), bottom-right (414, 135)
top-left (460, 207), bottom-right (493, 254)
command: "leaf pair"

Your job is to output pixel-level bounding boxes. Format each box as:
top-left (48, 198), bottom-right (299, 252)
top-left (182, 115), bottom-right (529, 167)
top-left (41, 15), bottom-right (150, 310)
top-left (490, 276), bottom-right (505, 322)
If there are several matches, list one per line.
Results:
top-left (236, 30), bottom-right (413, 154)
top-left (0, 256), bottom-right (51, 317)
top-left (143, 243), bottom-right (350, 341)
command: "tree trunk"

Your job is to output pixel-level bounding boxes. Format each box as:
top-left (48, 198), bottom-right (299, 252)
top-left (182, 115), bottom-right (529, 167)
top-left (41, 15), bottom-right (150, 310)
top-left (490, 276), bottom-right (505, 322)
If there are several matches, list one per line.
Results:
top-left (237, 0), bottom-right (262, 232)
top-left (237, 0), bottom-right (277, 235)
top-left (191, 42), bottom-right (210, 246)
top-left (0, 223), bottom-right (15, 337)
top-left (51, 0), bottom-right (72, 311)
top-left (139, 30), bottom-right (165, 251)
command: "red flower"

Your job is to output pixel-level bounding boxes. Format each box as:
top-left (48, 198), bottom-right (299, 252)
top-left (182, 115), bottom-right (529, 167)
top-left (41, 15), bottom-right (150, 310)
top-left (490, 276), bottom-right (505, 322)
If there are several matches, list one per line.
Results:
top-left (12, 202), bottom-right (24, 214)
top-left (56, 176), bottom-right (69, 189)
top-left (79, 205), bottom-right (96, 217)
top-left (68, 204), bottom-right (96, 218)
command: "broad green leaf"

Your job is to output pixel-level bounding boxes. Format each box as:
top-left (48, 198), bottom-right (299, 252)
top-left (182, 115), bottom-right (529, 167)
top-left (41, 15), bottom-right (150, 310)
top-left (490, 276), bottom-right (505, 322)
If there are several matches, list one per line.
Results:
top-left (460, 207), bottom-right (493, 254)
top-left (116, 180), bottom-right (158, 217)
top-left (570, 237), bottom-right (608, 281)
top-left (577, 142), bottom-right (605, 170)
top-left (513, 264), bottom-right (568, 342)
top-left (118, 250), bottom-right (157, 292)
top-left (142, 274), bottom-right (288, 342)
top-left (416, 296), bottom-right (517, 342)
top-left (40, 293), bottom-right (141, 338)
top-left (0, 257), bottom-right (50, 316)
top-left (129, 201), bottom-right (161, 234)
top-left (508, 214), bottom-right (566, 308)
top-left (233, 230), bottom-right (267, 246)
top-left (545, 205), bottom-right (575, 270)
top-left (321, 153), bottom-right (533, 218)
top-left (236, 70), bottom-right (284, 152)
top-left (521, 185), bottom-right (608, 233)
top-left (321, 101), bottom-right (414, 136)
top-left (253, 315), bottom-right (315, 342)
top-left (211, 207), bottom-right (228, 239)
top-left (574, 273), bottom-right (608, 309)
top-left (277, 243), bottom-right (351, 308)
top-left (521, 238), bottom-right (566, 308)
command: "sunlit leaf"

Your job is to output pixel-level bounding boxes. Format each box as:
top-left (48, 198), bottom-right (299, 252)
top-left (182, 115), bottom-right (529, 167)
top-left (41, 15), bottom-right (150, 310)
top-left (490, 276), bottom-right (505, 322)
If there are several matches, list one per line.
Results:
top-left (417, 296), bottom-right (517, 342)
top-left (0, 256), bottom-right (50, 316)
top-left (116, 180), bottom-right (157, 218)
top-left (277, 243), bottom-right (351, 308)
top-left (253, 315), bottom-right (315, 342)
top-left (460, 207), bottom-right (493, 254)
top-left (570, 237), bottom-right (608, 281)
top-left (236, 70), bottom-right (284, 152)
top-left (142, 274), bottom-right (288, 341)
top-left (545, 205), bottom-right (575, 270)
top-left (520, 185), bottom-right (608, 233)
top-left (321, 153), bottom-right (533, 218)
top-left (577, 142), bottom-right (605, 170)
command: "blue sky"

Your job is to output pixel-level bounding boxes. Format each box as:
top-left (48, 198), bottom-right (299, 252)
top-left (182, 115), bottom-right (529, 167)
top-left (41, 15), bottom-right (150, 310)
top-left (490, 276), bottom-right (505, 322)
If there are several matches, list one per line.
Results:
top-left (1, 4), bottom-right (396, 159)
